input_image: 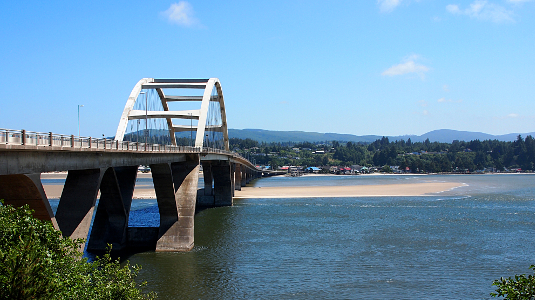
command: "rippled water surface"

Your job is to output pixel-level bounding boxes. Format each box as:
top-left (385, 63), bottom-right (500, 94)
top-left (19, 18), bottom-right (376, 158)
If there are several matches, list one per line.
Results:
top-left (79, 175), bottom-right (535, 299)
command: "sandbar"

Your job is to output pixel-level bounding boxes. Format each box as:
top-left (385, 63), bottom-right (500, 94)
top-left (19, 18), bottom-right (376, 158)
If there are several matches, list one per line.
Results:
top-left (233, 182), bottom-right (466, 198)
top-left (41, 171), bottom-right (466, 199)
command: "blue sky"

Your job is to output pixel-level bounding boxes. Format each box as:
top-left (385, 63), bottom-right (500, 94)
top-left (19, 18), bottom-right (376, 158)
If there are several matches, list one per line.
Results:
top-left (0, 0), bottom-right (533, 138)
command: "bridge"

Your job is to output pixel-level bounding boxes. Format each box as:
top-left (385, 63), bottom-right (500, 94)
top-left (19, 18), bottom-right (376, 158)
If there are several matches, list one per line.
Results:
top-left (0, 78), bottom-right (271, 252)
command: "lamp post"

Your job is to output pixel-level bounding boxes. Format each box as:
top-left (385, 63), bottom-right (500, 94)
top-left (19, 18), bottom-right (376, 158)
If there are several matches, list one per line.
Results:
top-left (77, 105), bottom-right (84, 136)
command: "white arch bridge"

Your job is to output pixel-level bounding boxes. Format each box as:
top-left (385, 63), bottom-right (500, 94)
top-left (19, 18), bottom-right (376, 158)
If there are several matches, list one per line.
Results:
top-left (0, 78), bottom-right (273, 252)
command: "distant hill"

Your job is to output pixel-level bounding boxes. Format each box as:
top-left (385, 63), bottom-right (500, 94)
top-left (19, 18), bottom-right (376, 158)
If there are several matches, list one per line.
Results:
top-left (120, 128), bottom-right (535, 144)
top-left (228, 128), bottom-right (535, 144)
top-left (227, 129), bottom-right (381, 143)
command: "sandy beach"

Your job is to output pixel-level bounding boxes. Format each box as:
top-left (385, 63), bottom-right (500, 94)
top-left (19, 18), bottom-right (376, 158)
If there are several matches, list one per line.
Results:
top-left (234, 182), bottom-right (466, 198)
top-left (41, 173), bottom-right (466, 199)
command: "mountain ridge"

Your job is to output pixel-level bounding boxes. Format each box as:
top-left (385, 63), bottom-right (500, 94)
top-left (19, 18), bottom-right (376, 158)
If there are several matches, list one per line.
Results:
top-left (227, 128), bottom-right (535, 144)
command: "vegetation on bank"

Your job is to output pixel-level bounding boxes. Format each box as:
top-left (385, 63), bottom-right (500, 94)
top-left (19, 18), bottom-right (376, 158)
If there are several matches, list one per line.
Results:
top-left (492, 265), bottom-right (535, 299)
top-left (228, 135), bottom-right (535, 173)
top-left (0, 202), bottom-right (156, 300)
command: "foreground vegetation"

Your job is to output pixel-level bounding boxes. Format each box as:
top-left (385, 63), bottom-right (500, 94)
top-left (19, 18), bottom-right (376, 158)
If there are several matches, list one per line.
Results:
top-left (229, 135), bottom-right (535, 173)
top-left (0, 202), bottom-right (156, 300)
top-left (492, 265), bottom-right (535, 299)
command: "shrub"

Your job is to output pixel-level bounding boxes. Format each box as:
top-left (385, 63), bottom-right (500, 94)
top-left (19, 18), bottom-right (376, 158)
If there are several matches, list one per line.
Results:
top-left (0, 201), bottom-right (156, 300)
top-left (491, 265), bottom-right (535, 299)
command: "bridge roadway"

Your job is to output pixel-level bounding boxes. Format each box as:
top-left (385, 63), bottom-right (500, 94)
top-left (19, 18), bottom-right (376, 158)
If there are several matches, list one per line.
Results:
top-left (0, 129), bottom-right (272, 252)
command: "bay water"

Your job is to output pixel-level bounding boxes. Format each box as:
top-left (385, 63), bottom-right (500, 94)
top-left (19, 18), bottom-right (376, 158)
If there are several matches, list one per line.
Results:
top-left (48, 174), bottom-right (535, 299)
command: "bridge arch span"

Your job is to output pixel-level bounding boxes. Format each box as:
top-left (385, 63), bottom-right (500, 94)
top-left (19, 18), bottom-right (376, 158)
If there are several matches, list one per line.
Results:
top-left (114, 78), bottom-right (229, 151)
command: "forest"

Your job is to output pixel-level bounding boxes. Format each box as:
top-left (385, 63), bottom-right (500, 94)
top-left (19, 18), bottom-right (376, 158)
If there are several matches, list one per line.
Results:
top-left (229, 135), bottom-right (535, 173)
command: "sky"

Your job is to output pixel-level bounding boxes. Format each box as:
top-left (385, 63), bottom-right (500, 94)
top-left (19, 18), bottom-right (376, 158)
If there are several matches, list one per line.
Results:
top-left (0, 0), bottom-right (534, 138)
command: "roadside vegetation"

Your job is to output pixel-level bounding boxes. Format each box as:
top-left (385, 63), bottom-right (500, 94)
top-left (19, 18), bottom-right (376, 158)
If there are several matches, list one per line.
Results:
top-left (228, 135), bottom-right (535, 173)
top-left (0, 202), bottom-right (156, 300)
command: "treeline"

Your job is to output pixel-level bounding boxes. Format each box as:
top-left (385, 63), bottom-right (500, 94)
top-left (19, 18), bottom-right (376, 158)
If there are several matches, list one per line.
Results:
top-left (230, 135), bottom-right (535, 173)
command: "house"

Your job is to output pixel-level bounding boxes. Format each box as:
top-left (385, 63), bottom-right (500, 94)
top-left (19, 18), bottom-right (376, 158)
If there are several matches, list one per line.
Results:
top-left (306, 167), bottom-right (321, 174)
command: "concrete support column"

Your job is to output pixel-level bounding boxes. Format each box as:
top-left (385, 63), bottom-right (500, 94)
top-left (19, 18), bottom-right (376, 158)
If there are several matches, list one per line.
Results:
top-left (212, 161), bottom-right (233, 207)
top-left (234, 164), bottom-right (242, 191)
top-left (197, 161), bottom-right (214, 207)
top-left (202, 162), bottom-right (213, 196)
top-left (0, 174), bottom-right (58, 229)
top-left (231, 163), bottom-right (235, 197)
top-left (55, 169), bottom-right (104, 252)
top-left (152, 154), bottom-right (200, 252)
top-left (241, 168), bottom-right (247, 187)
top-left (87, 166), bottom-right (138, 252)
top-left (246, 169), bottom-right (252, 184)
top-left (150, 162), bottom-right (176, 245)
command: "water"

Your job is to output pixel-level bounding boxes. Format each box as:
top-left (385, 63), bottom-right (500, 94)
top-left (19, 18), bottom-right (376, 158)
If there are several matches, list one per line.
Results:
top-left (48, 174), bottom-right (535, 299)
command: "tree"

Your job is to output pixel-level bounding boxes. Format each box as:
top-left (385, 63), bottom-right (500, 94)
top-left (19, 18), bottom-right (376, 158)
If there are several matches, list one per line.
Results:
top-left (381, 165), bottom-right (393, 173)
top-left (0, 202), bottom-right (156, 300)
top-left (491, 265), bottom-right (535, 299)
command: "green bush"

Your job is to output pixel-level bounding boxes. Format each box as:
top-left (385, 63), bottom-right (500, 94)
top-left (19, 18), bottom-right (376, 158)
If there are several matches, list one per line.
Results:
top-left (492, 265), bottom-right (535, 299)
top-left (0, 201), bottom-right (156, 300)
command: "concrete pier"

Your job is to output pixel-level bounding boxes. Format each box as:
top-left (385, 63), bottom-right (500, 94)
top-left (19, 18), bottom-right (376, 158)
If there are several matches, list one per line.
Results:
top-left (153, 154), bottom-right (200, 252)
top-left (87, 166), bottom-right (138, 252)
top-left (212, 161), bottom-right (233, 206)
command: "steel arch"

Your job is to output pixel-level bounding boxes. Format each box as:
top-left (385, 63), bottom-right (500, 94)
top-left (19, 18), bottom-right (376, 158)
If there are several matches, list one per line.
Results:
top-left (114, 78), bottom-right (229, 151)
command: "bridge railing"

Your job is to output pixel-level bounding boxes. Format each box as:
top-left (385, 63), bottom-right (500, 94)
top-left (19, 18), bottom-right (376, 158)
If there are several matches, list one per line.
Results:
top-left (1, 128), bottom-right (257, 168)
top-left (0, 129), bottom-right (201, 153)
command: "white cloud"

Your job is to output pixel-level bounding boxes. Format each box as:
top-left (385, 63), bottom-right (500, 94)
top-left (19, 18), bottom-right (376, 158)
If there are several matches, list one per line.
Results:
top-left (437, 98), bottom-right (462, 103)
top-left (418, 100), bottom-right (428, 107)
top-left (446, 1), bottom-right (515, 23)
top-left (382, 55), bottom-right (430, 79)
top-left (161, 1), bottom-right (199, 27)
top-left (442, 85), bottom-right (450, 92)
top-left (378, 0), bottom-right (401, 12)
top-left (446, 4), bottom-right (461, 14)
top-left (507, 113), bottom-right (519, 118)
top-left (507, 0), bottom-right (531, 3)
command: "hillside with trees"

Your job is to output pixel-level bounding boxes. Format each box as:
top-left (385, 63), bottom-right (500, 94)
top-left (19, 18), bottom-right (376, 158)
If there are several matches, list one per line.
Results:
top-left (230, 135), bottom-right (535, 173)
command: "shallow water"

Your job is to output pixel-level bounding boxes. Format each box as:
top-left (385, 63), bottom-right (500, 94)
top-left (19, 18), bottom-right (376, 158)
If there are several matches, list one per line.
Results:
top-left (119, 174), bottom-right (535, 299)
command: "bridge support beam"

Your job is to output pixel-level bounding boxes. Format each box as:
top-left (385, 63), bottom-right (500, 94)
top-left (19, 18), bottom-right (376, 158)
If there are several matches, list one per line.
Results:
top-left (234, 164), bottom-right (242, 191)
top-left (197, 161), bottom-right (215, 207)
top-left (0, 173), bottom-right (58, 229)
top-left (249, 169), bottom-right (254, 183)
top-left (87, 166), bottom-right (138, 252)
top-left (212, 161), bottom-right (233, 206)
top-left (55, 169), bottom-right (104, 252)
top-left (152, 154), bottom-right (200, 252)
top-left (202, 162), bottom-right (213, 196)
top-left (241, 168), bottom-right (247, 187)
top-left (231, 163), bottom-right (236, 197)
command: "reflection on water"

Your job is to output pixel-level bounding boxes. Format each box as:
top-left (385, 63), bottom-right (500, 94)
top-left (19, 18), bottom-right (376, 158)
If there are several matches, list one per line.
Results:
top-left (119, 174), bottom-right (535, 299)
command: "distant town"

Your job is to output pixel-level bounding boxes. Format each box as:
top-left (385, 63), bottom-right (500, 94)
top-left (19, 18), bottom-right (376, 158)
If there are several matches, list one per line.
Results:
top-left (228, 135), bottom-right (535, 175)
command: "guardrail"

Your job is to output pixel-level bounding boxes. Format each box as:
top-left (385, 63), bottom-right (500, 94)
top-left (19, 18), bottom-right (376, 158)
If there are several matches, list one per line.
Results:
top-left (0, 128), bottom-right (255, 168)
top-left (0, 128), bottom-right (201, 152)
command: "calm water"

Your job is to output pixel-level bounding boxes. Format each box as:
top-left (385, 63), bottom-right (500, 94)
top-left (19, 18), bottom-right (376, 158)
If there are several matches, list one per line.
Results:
top-left (49, 174), bottom-right (535, 299)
